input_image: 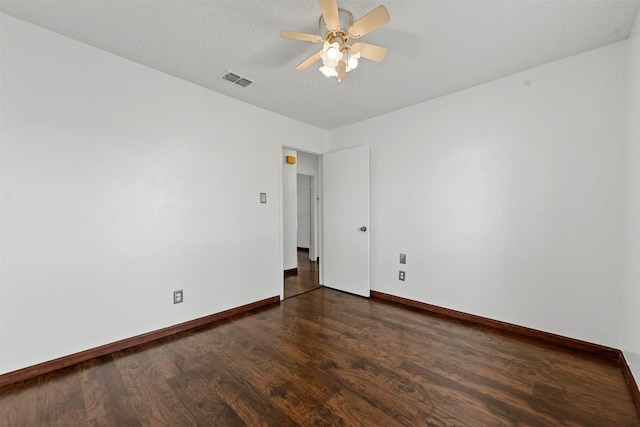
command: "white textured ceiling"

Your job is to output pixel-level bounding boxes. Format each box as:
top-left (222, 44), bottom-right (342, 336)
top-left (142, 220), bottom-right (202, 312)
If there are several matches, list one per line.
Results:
top-left (1, 0), bottom-right (639, 130)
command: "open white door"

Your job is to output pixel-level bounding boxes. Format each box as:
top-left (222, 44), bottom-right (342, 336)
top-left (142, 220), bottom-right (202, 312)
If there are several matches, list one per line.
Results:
top-left (323, 145), bottom-right (370, 297)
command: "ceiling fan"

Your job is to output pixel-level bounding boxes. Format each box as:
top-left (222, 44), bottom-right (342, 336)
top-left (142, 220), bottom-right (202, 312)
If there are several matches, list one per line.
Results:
top-left (280, 0), bottom-right (390, 82)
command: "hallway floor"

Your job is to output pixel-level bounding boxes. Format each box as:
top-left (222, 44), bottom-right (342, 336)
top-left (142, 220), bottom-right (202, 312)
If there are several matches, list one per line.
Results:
top-left (284, 249), bottom-right (320, 299)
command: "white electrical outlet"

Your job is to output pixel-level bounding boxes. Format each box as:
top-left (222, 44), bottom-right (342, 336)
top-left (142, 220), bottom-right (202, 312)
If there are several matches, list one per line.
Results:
top-left (173, 290), bottom-right (183, 304)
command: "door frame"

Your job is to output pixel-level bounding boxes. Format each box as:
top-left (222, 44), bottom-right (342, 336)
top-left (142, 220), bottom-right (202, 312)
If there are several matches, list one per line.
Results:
top-left (279, 145), bottom-right (323, 301)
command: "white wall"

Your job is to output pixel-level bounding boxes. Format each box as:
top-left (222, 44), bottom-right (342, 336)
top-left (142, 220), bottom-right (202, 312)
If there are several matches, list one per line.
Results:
top-left (330, 41), bottom-right (628, 349)
top-left (622, 8), bottom-right (640, 382)
top-left (282, 149), bottom-right (298, 271)
top-left (297, 152), bottom-right (320, 176)
top-left (297, 174), bottom-right (312, 249)
top-left (0, 14), bottom-right (327, 374)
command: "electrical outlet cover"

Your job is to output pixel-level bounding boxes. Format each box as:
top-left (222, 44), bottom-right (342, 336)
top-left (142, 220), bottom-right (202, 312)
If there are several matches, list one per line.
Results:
top-left (174, 290), bottom-right (183, 304)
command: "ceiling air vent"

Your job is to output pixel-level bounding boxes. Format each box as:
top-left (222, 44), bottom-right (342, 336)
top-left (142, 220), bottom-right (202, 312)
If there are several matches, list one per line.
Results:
top-left (236, 78), bottom-right (252, 87)
top-left (223, 72), bottom-right (252, 87)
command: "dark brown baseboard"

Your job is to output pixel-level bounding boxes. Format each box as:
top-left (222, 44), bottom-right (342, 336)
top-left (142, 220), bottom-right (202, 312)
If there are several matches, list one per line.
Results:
top-left (284, 268), bottom-right (298, 277)
top-left (620, 352), bottom-right (640, 414)
top-left (297, 247), bottom-right (310, 252)
top-left (370, 290), bottom-right (640, 411)
top-left (371, 290), bottom-right (619, 359)
top-left (0, 295), bottom-right (280, 388)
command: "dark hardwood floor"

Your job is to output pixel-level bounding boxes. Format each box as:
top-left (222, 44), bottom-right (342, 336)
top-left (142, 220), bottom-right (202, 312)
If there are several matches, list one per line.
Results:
top-left (1, 287), bottom-right (639, 426)
top-left (284, 249), bottom-right (320, 299)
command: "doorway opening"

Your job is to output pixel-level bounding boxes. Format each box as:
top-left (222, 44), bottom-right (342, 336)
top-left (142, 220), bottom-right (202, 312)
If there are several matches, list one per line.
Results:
top-left (282, 150), bottom-right (321, 298)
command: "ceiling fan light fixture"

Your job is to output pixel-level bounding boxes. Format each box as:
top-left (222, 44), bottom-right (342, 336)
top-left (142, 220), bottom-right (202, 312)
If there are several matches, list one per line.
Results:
top-left (320, 64), bottom-right (338, 77)
top-left (319, 41), bottom-right (343, 77)
top-left (326, 45), bottom-right (339, 60)
top-left (321, 41), bottom-right (343, 61)
top-left (347, 54), bottom-right (358, 70)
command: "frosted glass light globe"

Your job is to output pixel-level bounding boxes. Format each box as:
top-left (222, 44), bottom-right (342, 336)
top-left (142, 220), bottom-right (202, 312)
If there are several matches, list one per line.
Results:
top-left (326, 46), bottom-right (339, 60)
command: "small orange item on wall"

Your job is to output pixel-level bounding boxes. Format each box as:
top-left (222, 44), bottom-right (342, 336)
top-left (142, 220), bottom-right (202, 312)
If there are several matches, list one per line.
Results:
top-left (286, 155), bottom-right (296, 164)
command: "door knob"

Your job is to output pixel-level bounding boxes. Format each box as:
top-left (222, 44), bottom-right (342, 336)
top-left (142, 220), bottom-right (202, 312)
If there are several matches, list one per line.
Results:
top-left (360, 226), bottom-right (367, 232)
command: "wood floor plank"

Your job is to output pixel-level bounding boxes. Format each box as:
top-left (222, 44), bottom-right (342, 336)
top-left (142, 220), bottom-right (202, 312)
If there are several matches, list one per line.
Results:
top-left (79, 355), bottom-right (142, 426)
top-left (535, 352), bottom-right (632, 399)
top-left (323, 388), bottom-right (407, 427)
top-left (167, 369), bottom-right (247, 426)
top-left (429, 358), bottom-right (562, 426)
top-left (397, 359), bottom-right (545, 426)
top-left (269, 373), bottom-right (347, 426)
top-left (35, 366), bottom-right (87, 426)
top-left (110, 346), bottom-right (199, 426)
top-left (196, 351), bottom-right (299, 427)
top-left (531, 381), bottom-right (640, 426)
top-left (0, 379), bottom-right (40, 426)
top-left (310, 355), bottom-right (443, 426)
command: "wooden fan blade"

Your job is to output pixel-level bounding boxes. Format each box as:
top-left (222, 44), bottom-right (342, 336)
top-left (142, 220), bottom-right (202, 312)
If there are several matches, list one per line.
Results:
top-left (296, 51), bottom-right (322, 71)
top-left (351, 42), bottom-right (388, 62)
top-left (319, 0), bottom-right (340, 32)
top-left (338, 60), bottom-right (348, 80)
top-left (348, 5), bottom-right (390, 39)
top-left (280, 30), bottom-right (323, 43)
